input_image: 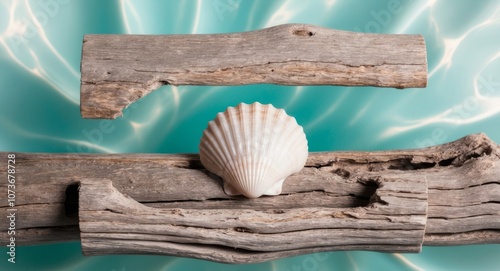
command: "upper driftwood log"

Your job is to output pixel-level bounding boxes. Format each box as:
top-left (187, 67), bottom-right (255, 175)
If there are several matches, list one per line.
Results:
top-left (80, 24), bottom-right (427, 119)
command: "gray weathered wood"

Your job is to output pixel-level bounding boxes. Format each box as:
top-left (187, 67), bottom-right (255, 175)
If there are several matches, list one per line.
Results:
top-left (0, 133), bottom-right (499, 257)
top-left (78, 177), bottom-right (427, 263)
top-left (80, 24), bottom-right (427, 119)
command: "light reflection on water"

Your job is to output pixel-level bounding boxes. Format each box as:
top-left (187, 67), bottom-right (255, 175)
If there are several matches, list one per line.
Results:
top-left (1, 0), bottom-right (499, 270)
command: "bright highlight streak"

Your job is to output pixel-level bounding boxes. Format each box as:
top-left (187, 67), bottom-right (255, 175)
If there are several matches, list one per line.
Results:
top-left (192, 0), bottom-right (202, 33)
top-left (429, 6), bottom-right (500, 78)
top-left (304, 90), bottom-right (350, 131)
top-left (393, 254), bottom-right (425, 271)
top-left (120, 0), bottom-right (144, 34)
top-left (0, 0), bottom-right (79, 104)
top-left (396, 0), bottom-right (436, 34)
top-left (264, 0), bottom-right (294, 28)
top-left (119, 0), bottom-right (133, 34)
top-left (24, 0), bottom-right (79, 78)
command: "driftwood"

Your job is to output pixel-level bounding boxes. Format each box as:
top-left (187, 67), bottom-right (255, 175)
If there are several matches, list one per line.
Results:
top-left (79, 177), bottom-right (427, 263)
top-left (1, 133), bottom-right (499, 263)
top-left (80, 23), bottom-right (427, 119)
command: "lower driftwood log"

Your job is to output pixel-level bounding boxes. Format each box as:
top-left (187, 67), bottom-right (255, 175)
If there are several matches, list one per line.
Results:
top-left (78, 177), bottom-right (427, 263)
top-left (0, 133), bottom-right (499, 262)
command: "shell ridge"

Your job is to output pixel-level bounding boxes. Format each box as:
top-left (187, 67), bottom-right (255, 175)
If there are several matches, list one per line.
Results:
top-left (227, 106), bottom-right (247, 195)
top-left (211, 114), bottom-right (241, 191)
top-left (250, 103), bottom-right (262, 194)
top-left (265, 107), bottom-right (288, 184)
top-left (257, 103), bottom-right (276, 194)
top-left (200, 123), bottom-right (227, 175)
top-left (200, 132), bottom-right (222, 173)
top-left (213, 117), bottom-right (237, 179)
top-left (278, 116), bottom-right (307, 171)
top-left (242, 103), bottom-right (256, 195)
top-left (251, 103), bottom-right (269, 196)
top-left (256, 106), bottom-right (269, 196)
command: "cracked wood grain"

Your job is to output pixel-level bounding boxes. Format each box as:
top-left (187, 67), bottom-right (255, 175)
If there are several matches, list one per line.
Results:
top-left (0, 134), bottom-right (498, 261)
top-left (80, 23), bottom-right (427, 119)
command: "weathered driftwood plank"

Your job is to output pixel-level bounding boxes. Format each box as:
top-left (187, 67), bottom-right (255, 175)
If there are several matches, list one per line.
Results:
top-left (80, 23), bottom-right (427, 119)
top-left (0, 133), bottom-right (499, 251)
top-left (78, 177), bottom-right (427, 263)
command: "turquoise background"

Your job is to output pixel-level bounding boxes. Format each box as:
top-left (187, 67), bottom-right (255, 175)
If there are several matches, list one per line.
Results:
top-left (1, 0), bottom-right (500, 270)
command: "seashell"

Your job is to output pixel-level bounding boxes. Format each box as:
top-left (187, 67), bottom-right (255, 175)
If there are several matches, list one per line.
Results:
top-left (199, 102), bottom-right (308, 199)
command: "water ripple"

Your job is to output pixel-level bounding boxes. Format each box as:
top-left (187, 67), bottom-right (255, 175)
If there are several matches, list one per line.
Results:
top-left (393, 254), bottom-right (426, 271)
top-left (429, 6), bottom-right (500, 78)
top-left (119, 0), bottom-right (144, 34)
top-left (0, 0), bottom-right (79, 104)
top-left (1, 1), bottom-right (500, 271)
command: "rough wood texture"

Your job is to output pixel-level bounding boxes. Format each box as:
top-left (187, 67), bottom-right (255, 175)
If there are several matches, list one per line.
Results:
top-left (79, 177), bottom-right (427, 263)
top-left (80, 23), bottom-right (427, 119)
top-left (1, 133), bottom-right (499, 254)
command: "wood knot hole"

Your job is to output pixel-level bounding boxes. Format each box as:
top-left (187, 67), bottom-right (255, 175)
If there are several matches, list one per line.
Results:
top-left (65, 184), bottom-right (79, 218)
top-left (293, 29), bottom-right (315, 37)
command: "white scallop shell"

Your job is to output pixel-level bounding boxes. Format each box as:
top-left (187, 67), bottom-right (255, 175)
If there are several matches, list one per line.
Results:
top-left (199, 102), bottom-right (308, 198)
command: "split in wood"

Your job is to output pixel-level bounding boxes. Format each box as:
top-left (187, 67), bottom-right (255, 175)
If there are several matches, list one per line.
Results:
top-left (1, 133), bottom-right (499, 264)
top-left (80, 23), bottom-right (427, 119)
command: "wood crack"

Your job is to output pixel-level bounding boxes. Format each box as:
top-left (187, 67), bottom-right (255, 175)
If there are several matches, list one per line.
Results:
top-left (127, 59), bottom-right (420, 75)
